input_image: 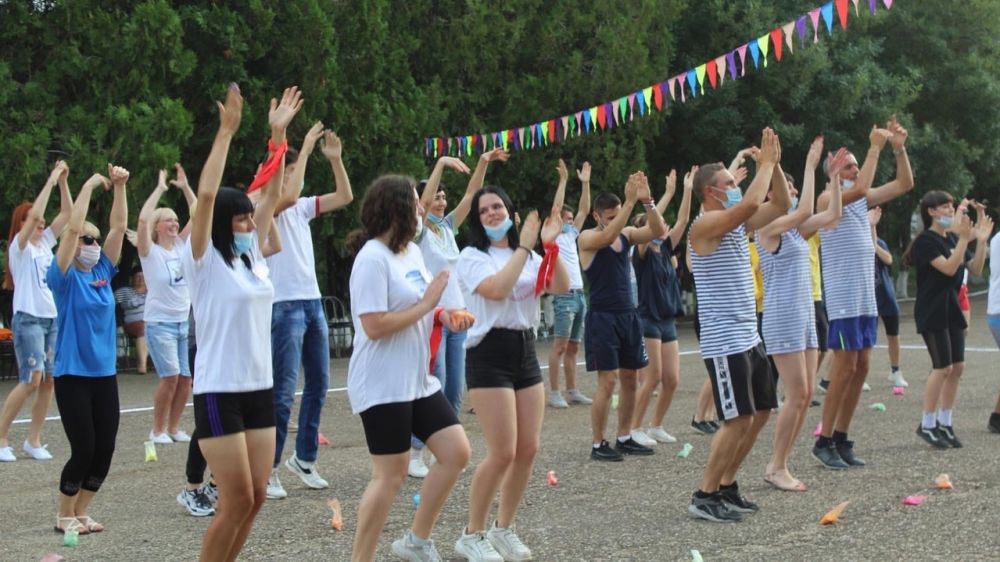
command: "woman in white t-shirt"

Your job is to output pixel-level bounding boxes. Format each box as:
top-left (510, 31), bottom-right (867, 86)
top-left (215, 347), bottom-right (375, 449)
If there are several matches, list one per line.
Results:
top-left (137, 164), bottom-right (197, 445)
top-left (0, 160), bottom-right (72, 463)
top-left (182, 83), bottom-right (289, 562)
top-left (346, 176), bottom-right (473, 561)
top-left (454, 186), bottom-right (570, 561)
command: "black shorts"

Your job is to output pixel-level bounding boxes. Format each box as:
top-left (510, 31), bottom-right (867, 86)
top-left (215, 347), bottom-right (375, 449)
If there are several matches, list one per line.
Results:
top-left (814, 301), bottom-right (829, 352)
top-left (640, 315), bottom-right (678, 342)
top-left (704, 343), bottom-right (777, 421)
top-left (359, 391), bottom-right (459, 455)
top-left (922, 327), bottom-right (965, 369)
top-left (584, 310), bottom-right (648, 372)
top-left (466, 328), bottom-right (543, 390)
top-left (880, 314), bottom-right (900, 337)
top-left (194, 388), bottom-right (275, 439)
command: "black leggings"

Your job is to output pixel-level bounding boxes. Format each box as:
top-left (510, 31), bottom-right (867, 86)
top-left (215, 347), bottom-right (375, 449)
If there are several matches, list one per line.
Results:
top-left (54, 375), bottom-right (120, 496)
top-left (185, 344), bottom-right (208, 484)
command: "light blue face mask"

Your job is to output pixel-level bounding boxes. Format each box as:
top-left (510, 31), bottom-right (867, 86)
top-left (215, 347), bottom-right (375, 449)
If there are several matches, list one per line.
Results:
top-left (789, 197), bottom-right (799, 212)
top-left (841, 179), bottom-right (855, 190)
top-left (485, 217), bottom-right (513, 241)
top-left (937, 215), bottom-right (953, 228)
top-left (651, 239), bottom-right (664, 246)
top-left (561, 223), bottom-right (575, 235)
top-left (232, 231), bottom-right (254, 255)
top-left (713, 187), bottom-right (743, 209)
top-left (428, 213), bottom-right (447, 227)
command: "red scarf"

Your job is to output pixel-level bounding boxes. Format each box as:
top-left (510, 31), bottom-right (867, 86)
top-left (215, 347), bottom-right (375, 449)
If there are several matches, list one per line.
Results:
top-left (247, 139), bottom-right (288, 193)
top-left (534, 242), bottom-right (559, 296)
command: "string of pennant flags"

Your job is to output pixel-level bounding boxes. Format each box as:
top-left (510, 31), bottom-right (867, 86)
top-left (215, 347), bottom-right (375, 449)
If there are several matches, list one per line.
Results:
top-left (424, 0), bottom-right (896, 158)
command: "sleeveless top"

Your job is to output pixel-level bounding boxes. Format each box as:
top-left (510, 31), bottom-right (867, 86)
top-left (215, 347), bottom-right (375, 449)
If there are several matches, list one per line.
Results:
top-left (820, 196), bottom-right (876, 320)
top-left (758, 229), bottom-right (815, 352)
top-left (633, 239), bottom-right (683, 321)
top-left (690, 217), bottom-right (759, 359)
top-left (584, 233), bottom-right (634, 313)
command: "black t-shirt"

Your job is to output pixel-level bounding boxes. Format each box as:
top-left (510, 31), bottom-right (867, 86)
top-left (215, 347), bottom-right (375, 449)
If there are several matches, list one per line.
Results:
top-left (910, 230), bottom-right (970, 333)
top-left (632, 238), bottom-right (683, 321)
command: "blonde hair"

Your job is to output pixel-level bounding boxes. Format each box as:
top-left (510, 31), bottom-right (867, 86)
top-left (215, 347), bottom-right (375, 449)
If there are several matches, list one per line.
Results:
top-left (150, 207), bottom-right (178, 243)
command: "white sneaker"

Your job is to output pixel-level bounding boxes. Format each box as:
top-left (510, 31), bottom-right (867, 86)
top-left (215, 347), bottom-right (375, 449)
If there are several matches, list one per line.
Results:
top-left (409, 452), bottom-right (429, 479)
top-left (548, 392), bottom-right (569, 409)
top-left (455, 529), bottom-right (503, 562)
top-left (487, 522), bottom-right (533, 562)
top-left (285, 454), bottom-right (329, 489)
top-left (149, 431), bottom-right (173, 444)
top-left (22, 441), bottom-right (53, 460)
top-left (889, 370), bottom-right (909, 387)
top-left (630, 428), bottom-right (657, 447)
top-left (0, 446), bottom-right (15, 462)
top-left (266, 469), bottom-right (287, 499)
top-left (168, 430), bottom-right (192, 443)
top-left (566, 389), bottom-right (593, 405)
top-left (392, 531), bottom-right (443, 562)
top-left (646, 426), bottom-right (677, 443)
top-left (862, 382), bottom-right (872, 392)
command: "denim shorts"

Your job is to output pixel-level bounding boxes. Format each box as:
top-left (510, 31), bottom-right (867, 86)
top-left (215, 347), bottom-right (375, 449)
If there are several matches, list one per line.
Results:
top-left (12, 312), bottom-right (57, 383)
top-left (146, 321), bottom-right (191, 377)
top-left (552, 290), bottom-right (586, 342)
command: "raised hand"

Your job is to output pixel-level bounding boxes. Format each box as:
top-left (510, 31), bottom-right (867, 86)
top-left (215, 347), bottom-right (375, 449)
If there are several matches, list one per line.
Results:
top-left (83, 173), bottom-right (111, 191)
top-left (557, 159), bottom-right (568, 183)
top-left (975, 213), bottom-right (995, 243)
top-left (437, 156), bottom-right (471, 174)
top-left (268, 86), bottom-right (304, 132)
top-left (577, 161), bottom-right (591, 183)
top-left (169, 163), bottom-right (190, 190)
top-left (48, 160), bottom-right (68, 184)
top-left (684, 165), bottom-right (699, 192)
top-left (157, 169), bottom-right (168, 191)
top-left (541, 206), bottom-right (562, 244)
top-left (869, 125), bottom-right (892, 150)
top-left (868, 206), bottom-right (882, 227)
top-left (421, 271), bottom-right (450, 308)
top-left (758, 128), bottom-right (779, 165)
top-left (217, 83), bottom-right (243, 136)
top-left (887, 115), bottom-right (908, 150)
top-left (954, 212), bottom-right (974, 240)
top-left (107, 164), bottom-right (130, 189)
top-left (623, 171), bottom-right (648, 203)
top-left (480, 148), bottom-right (510, 163)
top-left (518, 210), bottom-right (541, 249)
top-left (826, 147), bottom-right (850, 179)
top-left (303, 121), bottom-right (325, 150)
top-left (441, 308), bottom-right (475, 332)
top-left (805, 136), bottom-right (824, 170)
top-left (664, 169), bottom-right (677, 201)
top-left (320, 130), bottom-right (343, 161)
top-left (733, 166), bottom-right (747, 186)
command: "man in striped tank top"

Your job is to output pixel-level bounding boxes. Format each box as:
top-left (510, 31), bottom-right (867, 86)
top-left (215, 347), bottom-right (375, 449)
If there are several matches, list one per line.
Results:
top-left (687, 128), bottom-right (790, 522)
top-left (812, 117), bottom-right (914, 470)
top-left (578, 172), bottom-right (666, 462)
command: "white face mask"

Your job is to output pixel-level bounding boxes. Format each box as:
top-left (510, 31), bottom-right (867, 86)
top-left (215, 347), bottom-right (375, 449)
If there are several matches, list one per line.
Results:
top-left (77, 245), bottom-right (101, 268)
top-left (841, 179), bottom-right (855, 190)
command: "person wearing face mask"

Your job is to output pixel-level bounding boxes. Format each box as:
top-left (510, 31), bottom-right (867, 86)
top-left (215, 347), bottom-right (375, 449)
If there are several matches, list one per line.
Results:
top-left (686, 128), bottom-right (789, 523)
top-left (0, 160), bottom-right (72, 463)
top-left (182, 84), bottom-right (289, 562)
top-left (547, 159), bottom-right (592, 409)
top-left (135, 164), bottom-right (198, 448)
top-left (46, 162), bottom-right (129, 536)
top-left (756, 138), bottom-right (846, 492)
top-left (264, 121), bottom-right (353, 500)
top-left (902, 192), bottom-right (991, 449)
top-left (811, 116), bottom-right (914, 472)
top-left (454, 185), bottom-right (569, 562)
top-left (628, 167), bottom-right (693, 448)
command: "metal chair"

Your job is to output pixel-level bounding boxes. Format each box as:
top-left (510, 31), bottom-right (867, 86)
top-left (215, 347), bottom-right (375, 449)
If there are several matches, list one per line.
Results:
top-left (321, 296), bottom-right (354, 358)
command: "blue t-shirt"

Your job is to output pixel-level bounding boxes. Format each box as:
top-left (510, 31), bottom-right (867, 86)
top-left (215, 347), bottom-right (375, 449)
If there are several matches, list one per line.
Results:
top-left (874, 239), bottom-right (899, 317)
top-left (47, 254), bottom-right (119, 377)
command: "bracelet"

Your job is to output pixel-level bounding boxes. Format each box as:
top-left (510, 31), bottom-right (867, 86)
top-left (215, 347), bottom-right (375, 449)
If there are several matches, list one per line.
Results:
top-left (643, 201), bottom-right (656, 210)
top-left (893, 147), bottom-right (906, 156)
top-left (517, 245), bottom-right (533, 255)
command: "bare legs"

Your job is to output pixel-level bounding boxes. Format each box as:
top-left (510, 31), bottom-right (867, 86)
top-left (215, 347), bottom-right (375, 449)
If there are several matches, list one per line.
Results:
top-left (152, 375), bottom-right (179, 435)
top-left (700, 410), bottom-right (770, 493)
top-left (766, 349), bottom-right (816, 490)
top-left (632, 340), bottom-right (679, 430)
top-left (547, 337), bottom-right (580, 394)
top-left (136, 336), bottom-right (148, 374)
top-left (0, 371), bottom-right (53, 448)
top-left (819, 347), bottom-right (871, 438)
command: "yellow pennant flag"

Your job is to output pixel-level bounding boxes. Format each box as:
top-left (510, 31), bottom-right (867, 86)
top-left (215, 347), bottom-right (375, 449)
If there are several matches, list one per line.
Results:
top-left (757, 35), bottom-right (770, 68)
top-left (695, 64), bottom-right (707, 95)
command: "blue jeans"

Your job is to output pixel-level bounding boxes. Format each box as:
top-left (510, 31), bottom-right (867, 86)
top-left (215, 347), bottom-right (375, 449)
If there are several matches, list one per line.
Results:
top-left (411, 326), bottom-right (466, 450)
top-left (271, 299), bottom-right (330, 465)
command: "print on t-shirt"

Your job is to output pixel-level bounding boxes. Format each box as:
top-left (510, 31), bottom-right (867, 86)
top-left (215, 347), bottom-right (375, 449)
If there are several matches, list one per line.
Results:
top-left (405, 269), bottom-right (431, 294)
top-left (33, 255), bottom-right (51, 289)
top-left (166, 258), bottom-right (186, 286)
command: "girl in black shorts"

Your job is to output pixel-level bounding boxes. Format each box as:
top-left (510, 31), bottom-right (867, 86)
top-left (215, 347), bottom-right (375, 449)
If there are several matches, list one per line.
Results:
top-left (905, 191), bottom-right (990, 449)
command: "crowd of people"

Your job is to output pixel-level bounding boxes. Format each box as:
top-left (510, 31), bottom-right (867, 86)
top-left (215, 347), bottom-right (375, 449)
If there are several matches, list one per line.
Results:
top-left (3, 82), bottom-right (1000, 562)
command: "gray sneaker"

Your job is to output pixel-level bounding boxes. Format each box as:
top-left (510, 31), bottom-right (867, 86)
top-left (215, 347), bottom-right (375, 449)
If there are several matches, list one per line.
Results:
top-left (548, 392), bottom-right (569, 409)
top-left (486, 522), bottom-right (533, 561)
top-left (392, 532), bottom-right (442, 562)
top-left (566, 389), bottom-right (593, 405)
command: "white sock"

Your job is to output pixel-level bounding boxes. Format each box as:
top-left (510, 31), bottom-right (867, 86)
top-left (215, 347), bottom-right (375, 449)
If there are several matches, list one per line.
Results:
top-left (921, 411), bottom-right (937, 429)
top-left (937, 409), bottom-right (954, 427)
top-left (617, 435), bottom-right (630, 443)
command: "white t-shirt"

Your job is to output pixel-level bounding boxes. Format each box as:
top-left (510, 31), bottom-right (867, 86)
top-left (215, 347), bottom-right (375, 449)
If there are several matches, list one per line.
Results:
top-left (268, 196), bottom-right (322, 302)
top-left (347, 240), bottom-right (440, 414)
top-left (7, 228), bottom-right (57, 318)
top-left (416, 212), bottom-right (465, 309)
top-left (457, 245), bottom-right (542, 348)
top-left (555, 226), bottom-right (585, 290)
top-left (989, 234), bottom-right (1000, 315)
top-left (182, 240), bottom-right (274, 394)
top-left (140, 241), bottom-right (191, 323)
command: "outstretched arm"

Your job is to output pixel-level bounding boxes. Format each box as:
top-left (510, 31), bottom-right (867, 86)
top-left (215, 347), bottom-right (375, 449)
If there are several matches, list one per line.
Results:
top-left (453, 149), bottom-right (507, 228)
top-left (170, 163), bottom-right (197, 240)
top-left (867, 116), bottom-right (915, 207)
top-left (573, 162), bottom-right (592, 231)
top-left (104, 165), bottom-right (129, 265)
top-left (136, 169), bottom-right (168, 257)
top-left (50, 161), bottom-right (73, 236)
top-left (317, 130), bottom-right (354, 214)
top-left (746, 161), bottom-right (792, 231)
top-left (656, 169), bottom-right (677, 216)
top-left (551, 159), bottom-right (570, 216)
top-left (419, 156), bottom-right (471, 226)
top-left (728, 146), bottom-right (759, 177)
top-left (668, 167), bottom-right (695, 249)
top-left (56, 173), bottom-right (108, 273)
top-left (276, 121), bottom-right (324, 214)
top-left (801, 143), bottom-right (846, 238)
top-left (255, 86), bottom-right (302, 251)
top-left (624, 172), bottom-right (667, 245)
top-left (18, 161), bottom-right (67, 250)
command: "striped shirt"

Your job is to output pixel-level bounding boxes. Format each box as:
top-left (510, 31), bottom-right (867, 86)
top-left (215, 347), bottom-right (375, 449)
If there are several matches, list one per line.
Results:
top-left (690, 217), bottom-right (760, 359)
top-left (820, 197), bottom-right (876, 320)
top-left (758, 229), bottom-right (816, 353)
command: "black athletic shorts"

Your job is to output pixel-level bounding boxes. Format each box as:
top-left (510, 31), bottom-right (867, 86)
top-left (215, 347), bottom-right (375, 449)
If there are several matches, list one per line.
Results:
top-left (359, 391), bottom-right (459, 455)
top-left (814, 301), bottom-right (829, 352)
top-left (466, 328), bottom-right (543, 390)
top-left (922, 327), bottom-right (965, 369)
top-left (584, 310), bottom-right (648, 372)
top-left (194, 388), bottom-right (275, 439)
top-left (704, 343), bottom-right (777, 421)
top-left (880, 314), bottom-right (900, 337)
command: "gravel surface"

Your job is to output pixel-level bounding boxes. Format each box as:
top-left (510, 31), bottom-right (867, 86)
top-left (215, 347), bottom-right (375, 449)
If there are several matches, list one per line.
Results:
top-left (2, 298), bottom-right (999, 561)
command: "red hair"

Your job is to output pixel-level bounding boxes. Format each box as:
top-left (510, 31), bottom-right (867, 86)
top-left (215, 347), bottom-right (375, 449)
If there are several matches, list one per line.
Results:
top-left (3, 202), bottom-right (33, 290)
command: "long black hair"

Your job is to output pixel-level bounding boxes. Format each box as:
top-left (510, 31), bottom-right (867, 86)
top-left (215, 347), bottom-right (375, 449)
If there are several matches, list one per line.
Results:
top-left (466, 185), bottom-right (519, 252)
top-left (212, 186), bottom-right (254, 269)
top-left (346, 175), bottom-right (418, 256)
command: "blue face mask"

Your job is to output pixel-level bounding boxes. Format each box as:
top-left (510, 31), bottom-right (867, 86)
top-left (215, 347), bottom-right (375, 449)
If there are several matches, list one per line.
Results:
top-left (561, 223), bottom-right (575, 235)
top-left (713, 187), bottom-right (743, 209)
top-left (841, 179), bottom-right (855, 190)
top-left (485, 217), bottom-right (513, 241)
top-left (651, 239), bottom-right (664, 246)
top-left (937, 216), bottom-right (953, 228)
top-left (789, 197), bottom-right (799, 212)
top-left (428, 213), bottom-right (447, 227)
top-left (232, 231), bottom-right (254, 255)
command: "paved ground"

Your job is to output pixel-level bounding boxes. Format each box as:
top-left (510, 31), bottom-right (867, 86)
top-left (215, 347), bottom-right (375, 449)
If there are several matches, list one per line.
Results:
top-left (2, 297), bottom-right (1000, 561)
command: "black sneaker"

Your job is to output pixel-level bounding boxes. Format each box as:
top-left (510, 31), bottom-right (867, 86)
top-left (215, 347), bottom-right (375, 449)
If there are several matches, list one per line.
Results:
top-left (936, 425), bottom-right (963, 448)
top-left (691, 418), bottom-right (714, 435)
top-left (916, 424), bottom-right (949, 449)
top-left (708, 420), bottom-right (720, 432)
top-left (718, 487), bottom-right (759, 514)
top-left (688, 492), bottom-right (743, 522)
top-left (590, 440), bottom-right (624, 462)
top-left (615, 437), bottom-right (655, 456)
top-left (812, 443), bottom-right (849, 470)
top-left (818, 379), bottom-right (830, 394)
top-left (989, 413), bottom-right (1000, 434)
top-left (810, 399), bottom-right (821, 407)
top-left (835, 440), bottom-right (866, 466)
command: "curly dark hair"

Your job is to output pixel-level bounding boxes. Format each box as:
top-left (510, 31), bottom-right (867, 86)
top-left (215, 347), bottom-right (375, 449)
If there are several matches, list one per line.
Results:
top-left (466, 185), bottom-right (520, 252)
top-left (346, 175), bottom-right (418, 256)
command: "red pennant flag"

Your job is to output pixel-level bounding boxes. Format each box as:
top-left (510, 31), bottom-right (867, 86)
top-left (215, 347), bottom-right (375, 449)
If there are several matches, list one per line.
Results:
top-left (835, 0), bottom-right (849, 29)
top-left (596, 104), bottom-right (607, 129)
top-left (653, 82), bottom-right (664, 110)
top-left (437, 138), bottom-right (446, 156)
top-left (506, 129), bottom-right (515, 149)
top-left (547, 119), bottom-right (557, 143)
top-left (771, 29), bottom-right (784, 61)
top-left (706, 59), bottom-right (718, 89)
